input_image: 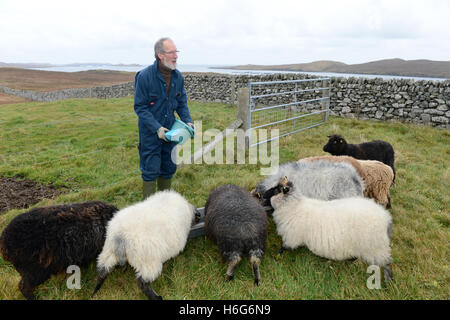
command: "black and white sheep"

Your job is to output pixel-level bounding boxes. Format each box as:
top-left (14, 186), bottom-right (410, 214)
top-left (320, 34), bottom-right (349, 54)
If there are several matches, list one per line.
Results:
top-left (204, 184), bottom-right (267, 285)
top-left (323, 134), bottom-right (396, 180)
top-left (0, 201), bottom-right (118, 300)
top-left (252, 160), bottom-right (364, 209)
top-left (93, 190), bottom-right (200, 300)
top-left (270, 177), bottom-right (394, 282)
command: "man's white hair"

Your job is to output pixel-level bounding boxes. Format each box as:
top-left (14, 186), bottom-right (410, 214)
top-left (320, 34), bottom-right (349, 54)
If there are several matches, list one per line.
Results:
top-left (154, 37), bottom-right (173, 60)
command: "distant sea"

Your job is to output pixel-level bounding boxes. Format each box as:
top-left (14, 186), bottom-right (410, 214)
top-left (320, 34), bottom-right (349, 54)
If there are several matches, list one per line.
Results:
top-left (29, 64), bottom-right (448, 82)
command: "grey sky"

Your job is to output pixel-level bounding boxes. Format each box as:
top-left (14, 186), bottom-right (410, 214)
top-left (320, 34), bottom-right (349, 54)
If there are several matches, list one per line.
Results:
top-left (1, 0), bottom-right (449, 65)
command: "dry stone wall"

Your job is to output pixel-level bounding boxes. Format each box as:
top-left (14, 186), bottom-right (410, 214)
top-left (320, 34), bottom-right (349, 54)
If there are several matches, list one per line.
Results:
top-left (0, 82), bottom-right (134, 102)
top-left (1, 73), bottom-right (448, 128)
top-left (184, 73), bottom-right (450, 129)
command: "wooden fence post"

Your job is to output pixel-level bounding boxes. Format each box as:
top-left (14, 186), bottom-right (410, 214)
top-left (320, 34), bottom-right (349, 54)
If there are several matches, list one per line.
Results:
top-left (237, 87), bottom-right (250, 149)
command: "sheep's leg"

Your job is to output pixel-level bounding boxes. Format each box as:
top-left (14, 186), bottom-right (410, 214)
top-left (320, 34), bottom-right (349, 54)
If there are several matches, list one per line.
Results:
top-left (384, 264), bottom-right (393, 282)
top-left (250, 256), bottom-right (261, 286)
top-left (18, 278), bottom-right (36, 300)
top-left (225, 254), bottom-right (242, 281)
top-left (18, 268), bottom-right (50, 300)
top-left (92, 267), bottom-right (110, 297)
top-left (386, 194), bottom-right (392, 209)
top-left (137, 276), bottom-right (162, 300)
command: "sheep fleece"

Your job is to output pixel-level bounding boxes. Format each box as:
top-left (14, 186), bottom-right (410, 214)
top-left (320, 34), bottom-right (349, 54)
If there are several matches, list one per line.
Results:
top-left (256, 160), bottom-right (364, 201)
top-left (299, 156), bottom-right (393, 207)
top-left (272, 195), bottom-right (392, 266)
top-left (205, 184), bottom-right (267, 258)
top-left (97, 190), bottom-right (194, 282)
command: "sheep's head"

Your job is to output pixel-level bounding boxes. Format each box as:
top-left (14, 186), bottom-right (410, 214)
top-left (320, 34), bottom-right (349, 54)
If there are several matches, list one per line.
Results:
top-left (279, 176), bottom-right (292, 194)
top-left (268, 176), bottom-right (293, 209)
top-left (323, 134), bottom-right (346, 154)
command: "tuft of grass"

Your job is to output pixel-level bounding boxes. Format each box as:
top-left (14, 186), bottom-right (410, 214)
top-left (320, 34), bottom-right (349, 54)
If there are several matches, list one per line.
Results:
top-left (0, 97), bottom-right (448, 300)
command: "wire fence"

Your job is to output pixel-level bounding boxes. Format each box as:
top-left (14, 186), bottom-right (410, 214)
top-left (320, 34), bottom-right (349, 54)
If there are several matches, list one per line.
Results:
top-left (248, 78), bottom-right (330, 146)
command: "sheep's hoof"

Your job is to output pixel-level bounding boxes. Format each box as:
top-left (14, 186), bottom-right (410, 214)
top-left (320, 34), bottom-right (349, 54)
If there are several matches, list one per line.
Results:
top-left (226, 274), bottom-right (234, 281)
top-left (384, 266), bottom-right (394, 283)
top-left (275, 248), bottom-right (285, 260)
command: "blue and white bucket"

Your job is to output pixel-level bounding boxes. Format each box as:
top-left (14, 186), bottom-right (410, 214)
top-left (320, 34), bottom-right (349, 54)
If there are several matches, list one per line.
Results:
top-left (165, 119), bottom-right (195, 145)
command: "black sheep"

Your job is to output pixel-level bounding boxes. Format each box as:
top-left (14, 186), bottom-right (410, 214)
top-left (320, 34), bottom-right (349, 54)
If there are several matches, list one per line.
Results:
top-left (323, 134), bottom-right (396, 180)
top-left (204, 184), bottom-right (267, 285)
top-left (0, 201), bottom-right (117, 300)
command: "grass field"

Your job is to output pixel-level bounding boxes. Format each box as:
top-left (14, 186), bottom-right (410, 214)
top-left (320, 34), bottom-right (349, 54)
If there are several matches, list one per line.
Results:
top-left (0, 97), bottom-right (448, 300)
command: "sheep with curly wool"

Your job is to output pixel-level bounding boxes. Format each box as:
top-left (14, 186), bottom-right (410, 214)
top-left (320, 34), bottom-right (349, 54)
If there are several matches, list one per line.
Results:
top-left (299, 155), bottom-right (394, 208)
top-left (323, 134), bottom-right (396, 180)
top-left (205, 184), bottom-right (267, 285)
top-left (93, 190), bottom-right (200, 300)
top-left (0, 201), bottom-right (118, 300)
top-left (270, 177), bottom-right (393, 282)
top-left (356, 159), bottom-right (394, 208)
top-left (252, 160), bottom-right (364, 209)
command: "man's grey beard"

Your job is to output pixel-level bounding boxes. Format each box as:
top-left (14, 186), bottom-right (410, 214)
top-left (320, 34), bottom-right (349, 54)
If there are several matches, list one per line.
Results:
top-left (162, 56), bottom-right (176, 70)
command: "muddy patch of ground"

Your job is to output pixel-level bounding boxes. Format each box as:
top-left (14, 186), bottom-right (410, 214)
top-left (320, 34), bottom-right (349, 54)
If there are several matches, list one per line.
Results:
top-left (0, 92), bottom-right (32, 105)
top-left (0, 177), bottom-right (66, 214)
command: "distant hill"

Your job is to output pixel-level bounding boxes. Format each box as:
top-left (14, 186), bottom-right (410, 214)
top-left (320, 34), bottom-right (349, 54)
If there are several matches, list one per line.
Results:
top-left (0, 62), bottom-right (54, 68)
top-left (222, 59), bottom-right (450, 79)
top-left (0, 62), bottom-right (143, 68)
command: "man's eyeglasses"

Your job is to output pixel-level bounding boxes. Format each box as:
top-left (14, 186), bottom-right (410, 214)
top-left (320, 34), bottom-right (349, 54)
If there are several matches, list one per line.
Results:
top-left (163, 50), bottom-right (179, 55)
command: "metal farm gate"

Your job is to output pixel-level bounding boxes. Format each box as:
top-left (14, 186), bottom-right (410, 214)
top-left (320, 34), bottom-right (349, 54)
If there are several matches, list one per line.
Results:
top-left (247, 78), bottom-right (330, 147)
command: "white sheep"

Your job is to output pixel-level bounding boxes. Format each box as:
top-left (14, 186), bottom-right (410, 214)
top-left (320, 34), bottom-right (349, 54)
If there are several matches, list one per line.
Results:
top-left (271, 177), bottom-right (393, 282)
top-left (92, 190), bottom-right (200, 300)
top-left (299, 155), bottom-right (394, 208)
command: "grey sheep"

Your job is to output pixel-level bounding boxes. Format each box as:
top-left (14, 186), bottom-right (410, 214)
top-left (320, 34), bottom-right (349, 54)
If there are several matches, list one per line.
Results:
top-left (204, 184), bottom-right (267, 285)
top-left (299, 155), bottom-right (394, 208)
top-left (253, 160), bottom-right (364, 208)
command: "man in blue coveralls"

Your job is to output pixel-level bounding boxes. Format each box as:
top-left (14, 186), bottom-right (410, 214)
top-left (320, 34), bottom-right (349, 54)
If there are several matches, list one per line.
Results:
top-left (134, 37), bottom-right (193, 199)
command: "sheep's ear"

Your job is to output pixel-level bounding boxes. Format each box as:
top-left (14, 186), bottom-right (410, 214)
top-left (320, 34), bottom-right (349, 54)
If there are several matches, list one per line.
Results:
top-left (282, 176), bottom-right (288, 184)
top-left (327, 135), bottom-right (332, 138)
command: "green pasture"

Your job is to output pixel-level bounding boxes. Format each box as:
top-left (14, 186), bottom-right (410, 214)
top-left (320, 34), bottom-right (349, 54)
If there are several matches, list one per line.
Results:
top-left (0, 97), bottom-right (448, 300)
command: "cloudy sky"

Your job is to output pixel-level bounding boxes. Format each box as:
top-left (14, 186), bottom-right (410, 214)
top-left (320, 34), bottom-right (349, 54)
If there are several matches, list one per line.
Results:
top-left (1, 0), bottom-right (449, 66)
